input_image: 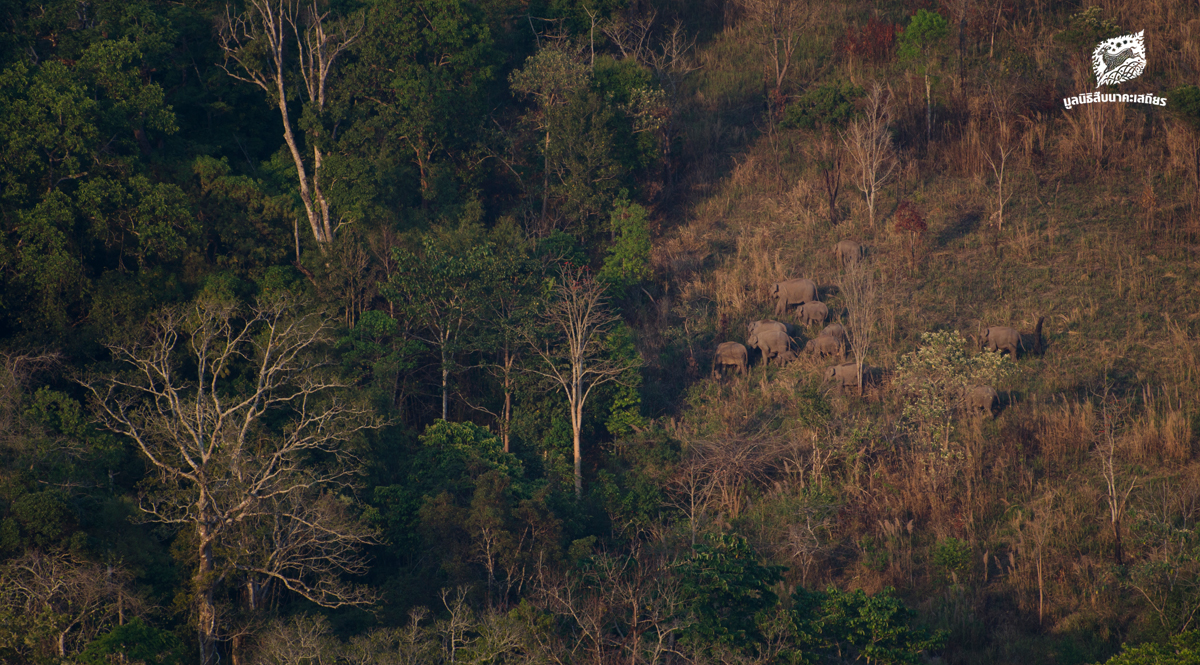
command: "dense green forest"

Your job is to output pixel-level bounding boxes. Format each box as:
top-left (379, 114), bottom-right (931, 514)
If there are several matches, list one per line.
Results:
top-left (2, 0), bottom-right (1200, 663)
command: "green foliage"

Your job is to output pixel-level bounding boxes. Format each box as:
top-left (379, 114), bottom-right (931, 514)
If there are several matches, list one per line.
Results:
top-left (599, 195), bottom-right (653, 294)
top-left (791, 586), bottom-right (946, 664)
top-left (896, 10), bottom-right (949, 65)
top-left (931, 537), bottom-right (972, 582)
top-left (893, 330), bottom-right (1012, 456)
top-left (1093, 631), bottom-right (1200, 665)
top-left (78, 618), bottom-right (188, 665)
top-left (1168, 85), bottom-right (1200, 132)
top-left (1056, 7), bottom-right (1123, 50)
top-left (781, 81), bottom-right (864, 130)
top-left (679, 535), bottom-right (785, 651)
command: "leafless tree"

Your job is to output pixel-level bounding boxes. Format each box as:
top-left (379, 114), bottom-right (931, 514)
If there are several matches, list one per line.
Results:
top-left (838, 261), bottom-right (881, 397)
top-left (254, 614), bottom-right (339, 665)
top-left (0, 551), bottom-right (141, 660)
top-left (981, 89), bottom-right (1019, 231)
top-left (523, 266), bottom-right (637, 498)
top-left (842, 83), bottom-right (897, 227)
top-left (738, 0), bottom-right (813, 92)
top-left (531, 545), bottom-right (686, 665)
top-left (218, 0), bottom-right (364, 249)
top-left (1095, 383), bottom-right (1138, 566)
top-left (80, 295), bottom-right (380, 665)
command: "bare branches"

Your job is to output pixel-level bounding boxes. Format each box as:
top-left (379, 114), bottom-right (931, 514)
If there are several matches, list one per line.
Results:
top-left (80, 295), bottom-right (379, 664)
top-left (839, 260), bottom-right (881, 397)
top-left (842, 83), bottom-right (896, 227)
top-left (738, 0), bottom-right (812, 91)
top-left (522, 266), bottom-right (637, 497)
top-left (0, 551), bottom-right (141, 658)
top-left (217, 0), bottom-right (363, 247)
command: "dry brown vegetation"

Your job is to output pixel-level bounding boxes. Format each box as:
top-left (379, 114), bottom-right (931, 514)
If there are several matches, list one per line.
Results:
top-left (641, 0), bottom-right (1200, 660)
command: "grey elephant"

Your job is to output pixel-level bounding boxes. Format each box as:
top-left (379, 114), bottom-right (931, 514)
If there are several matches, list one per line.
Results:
top-left (966, 385), bottom-right (998, 417)
top-left (824, 362), bottom-right (860, 392)
top-left (797, 301), bottom-right (829, 327)
top-left (747, 319), bottom-right (789, 337)
top-left (805, 334), bottom-right (844, 360)
top-left (747, 329), bottom-right (797, 366)
top-left (771, 278), bottom-right (818, 316)
top-left (979, 326), bottom-right (1023, 358)
top-left (835, 240), bottom-right (865, 267)
top-left (821, 322), bottom-right (846, 344)
top-left (712, 342), bottom-right (749, 377)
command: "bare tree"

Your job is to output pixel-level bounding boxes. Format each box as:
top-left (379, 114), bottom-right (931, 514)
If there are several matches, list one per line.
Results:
top-left (841, 83), bottom-right (897, 227)
top-left (218, 0), bottom-right (364, 249)
top-left (523, 266), bottom-right (637, 498)
top-left (738, 0), bottom-right (812, 92)
top-left (1096, 383), bottom-right (1138, 566)
top-left (80, 295), bottom-right (379, 665)
top-left (0, 551), bottom-right (141, 660)
top-left (839, 261), bottom-right (881, 397)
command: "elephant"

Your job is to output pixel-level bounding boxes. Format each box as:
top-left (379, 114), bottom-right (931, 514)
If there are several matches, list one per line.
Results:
top-left (712, 342), bottom-right (749, 378)
top-left (824, 362), bottom-right (860, 392)
top-left (979, 326), bottom-right (1024, 358)
top-left (747, 319), bottom-right (789, 337)
top-left (771, 278), bottom-right (818, 316)
top-left (797, 301), bottom-right (829, 327)
top-left (835, 240), bottom-right (865, 267)
top-left (820, 322), bottom-right (846, 344)
top-left (747, 329), bottom-right (797, 366)
top-left (966, 385), bottom-right (998, 417)
top-left (805, 334), bottom-right (844, 360)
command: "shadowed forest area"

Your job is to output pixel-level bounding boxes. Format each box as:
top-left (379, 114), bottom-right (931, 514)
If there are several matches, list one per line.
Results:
top-left (2, 0), bottom-right (1200, 663)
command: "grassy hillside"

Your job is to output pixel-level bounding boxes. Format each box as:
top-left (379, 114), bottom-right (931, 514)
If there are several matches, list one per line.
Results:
top-left (635, 1), bottom-right (1200, 661)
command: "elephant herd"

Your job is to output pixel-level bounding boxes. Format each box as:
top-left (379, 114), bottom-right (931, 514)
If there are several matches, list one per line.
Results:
top-left (711, 240), bottom-right (1043, 418)
top-left (712, 253), bottom-right (862, 393)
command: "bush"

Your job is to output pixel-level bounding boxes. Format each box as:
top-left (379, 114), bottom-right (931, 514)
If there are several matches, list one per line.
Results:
top-left (781, 81), bottom-right (864, 130)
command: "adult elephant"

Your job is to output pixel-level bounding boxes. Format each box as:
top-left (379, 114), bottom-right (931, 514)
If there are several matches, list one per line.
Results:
top-left (747, 329), bottom-right (797, 366)
top-left (797, 301), bottom-right (829, 327)
top-left (712, 342), bottom-right (749, 377)
top-left (747, 319), bottom-right (789, 337)
top-left (805, 334), bottom-right (844, 360)
top-left (824, 362), bottom-right (860, 393)
top-left (835, 240), bottom-right (865, 268)
top-left (771, 278), bottom-right (818, 316)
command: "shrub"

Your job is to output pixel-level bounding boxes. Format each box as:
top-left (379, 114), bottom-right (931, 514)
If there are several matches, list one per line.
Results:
top-left (781, 81), bottom-right (864, 130)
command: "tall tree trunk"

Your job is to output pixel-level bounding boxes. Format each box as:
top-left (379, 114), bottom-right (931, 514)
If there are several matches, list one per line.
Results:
top-left (573, 378), bottom-right (583, 499)
top-left (924, 72), bottom-right (932, 144)
top-left (542, 130), bottom-right (551, 224)
top-left (442, 347), bottom-right (449, 421)
top-left (1112, 518), bottom-right (1124, 565)
top-left (197, 530), bottom-right (217, 665)
top-left (501, 347), bottom-right (513, 453)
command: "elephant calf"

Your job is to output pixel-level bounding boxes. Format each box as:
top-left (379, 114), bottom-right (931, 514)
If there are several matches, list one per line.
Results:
top-left (979, 326), bottom-right (1023, 359)
top-left (797, 301), bottom-right (829, 327)
top-left (805, 334), bottom-right (844, 360)
top-left (967, 385), bottom-right (999, 417)
top-left (824, 362), bottom-right (860, 393)
top-left (712, 342), bottom-right (749, 378)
